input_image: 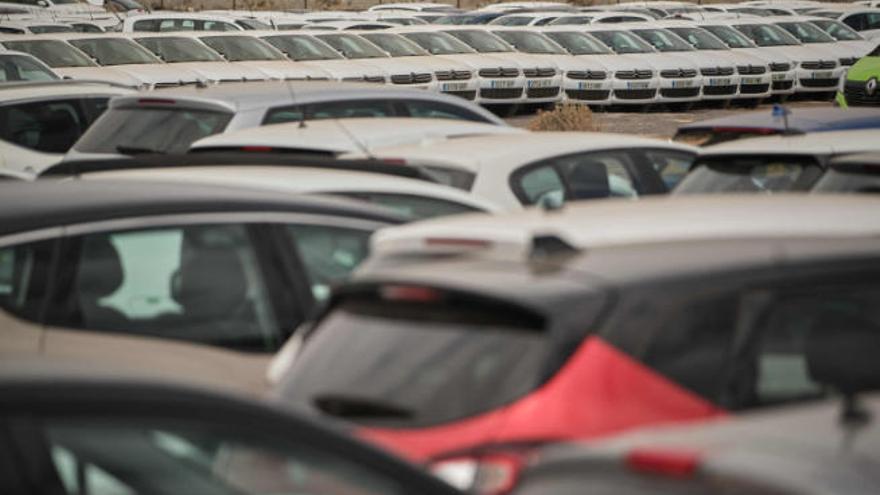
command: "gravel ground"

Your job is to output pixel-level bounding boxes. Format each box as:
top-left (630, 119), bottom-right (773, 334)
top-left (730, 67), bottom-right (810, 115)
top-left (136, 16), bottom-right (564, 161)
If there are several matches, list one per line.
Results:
top-left (506, 100), bottom-right (832, 139)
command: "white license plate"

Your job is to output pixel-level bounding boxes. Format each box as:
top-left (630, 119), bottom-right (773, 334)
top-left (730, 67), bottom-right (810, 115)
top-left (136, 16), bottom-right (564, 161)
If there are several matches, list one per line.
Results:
top-left (527, 79), bottom-right (554, 88)
top-left (771, 73), bottom-right (786, 81)
top-left (490, 79), bottom-right (515, 89)
top-left (742, 77), bottom-right (763, 84)
top-left (672, 79), bottom-right (693, 88)
top-left (708, 78), bottom-right (731, 86)
top-left (626, 81), bottom-right (650, 89)
top-left (577, 81), bottom-right (603, 90)
top-left (442, 82), bottom-right (468, 92)
top-left (812, 70), bottom-right (833, 79)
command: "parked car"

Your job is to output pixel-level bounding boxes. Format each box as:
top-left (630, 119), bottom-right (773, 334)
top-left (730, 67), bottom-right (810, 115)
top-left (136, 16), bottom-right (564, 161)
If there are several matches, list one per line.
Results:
top-left (0, 20), bottom-right (74, 34)
top-left (841, 45), bottom-right (880, 107)
top-left (132, 33), bottom-right (269, 83)
top-left (346, 132), bottom-right (695, 207)
top-left (812, 151), bottom-right (880, 193)
top-left (675, 129), bottom-right (880, 194)
top-left (258, 31), bottom-right (388, 83)
top-left (302, 20), bottom-right (395, 31)
top-left (65, 80), bottom-right (505, 160)
top-left (770, 16), bottom-right (872, 64)
top-left (274, 194), bottom-right (880, 494)
top-left (0, 79), bottom-right (132, 174)
top-left (192, 32), bottom-right (333, 80)
top-left (0, 359), bottom-right (467, 495)
top-left (121, 12), bottom-right (246, 32)
top-left (673, 107), bottom-right (880, 146)
top-left (810, 8), bottom-right (880, 40)
top-left (0, 50), bottom-right (59, 82)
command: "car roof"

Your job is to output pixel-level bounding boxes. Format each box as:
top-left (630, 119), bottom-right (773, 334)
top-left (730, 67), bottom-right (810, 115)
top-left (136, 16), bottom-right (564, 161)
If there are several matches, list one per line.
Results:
top-left (699, 129), bottom-right (880, 156)
top-left (0, 179), bottom-right (404, 238)
top-left (0, 79), bottom-right (133, 101)
top-left (354, 132), bottom-right (696, 173)
top-left (679, 108), bottom-right (880, 134)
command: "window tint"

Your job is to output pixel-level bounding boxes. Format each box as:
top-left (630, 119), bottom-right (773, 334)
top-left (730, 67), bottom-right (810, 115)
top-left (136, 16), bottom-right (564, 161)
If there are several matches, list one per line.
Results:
top-left (53, 224), bottom-right (281, 352)
top-left (514, 150), bottom-right (640, 206)
top-left (263, 35), bottom-right (343, 60)
top-left (43, 419), bottom-right (403, 495)
top-left (68, 38), bottom-right (159, 65)
top-left (1, 40), bottom-right (96, 68)
top-left (0, 98), bottom-right (91, 153)
top-left (642, 149), bottom-right (695, 190)
top-left (264, 99), bottom-right (395, 124)
top-left (401, 99), bottom-right (487, 122)
top-left (0, 240), bottom-right (53, 321)
top-left (74, 107), bottom-right (232, 154)
top-left (200, 36), bottom-right (285, 61)
top-left (336, 192), bottom-right (482, 220)
top-left (676, 156), bottom-right (822, 194)
top-left (517, 164), bottom-right (565, 205)
top-left (285, 224), bottom-right (371, 302)
top-left (0, 54), bottom-right (57, 81)
top-left (135, 36), bottom-right (224, 62)
top-left (314, 34), bottom-right (388, 59)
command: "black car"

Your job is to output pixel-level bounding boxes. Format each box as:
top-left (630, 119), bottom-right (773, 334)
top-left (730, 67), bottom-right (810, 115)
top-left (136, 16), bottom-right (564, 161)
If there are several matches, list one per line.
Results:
top-left (0, 359), bottom-right (464, 495)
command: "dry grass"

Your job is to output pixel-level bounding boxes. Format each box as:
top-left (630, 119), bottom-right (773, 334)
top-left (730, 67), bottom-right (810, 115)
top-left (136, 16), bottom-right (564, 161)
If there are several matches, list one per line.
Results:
top-left (527, 102), bottom-right (599, 132)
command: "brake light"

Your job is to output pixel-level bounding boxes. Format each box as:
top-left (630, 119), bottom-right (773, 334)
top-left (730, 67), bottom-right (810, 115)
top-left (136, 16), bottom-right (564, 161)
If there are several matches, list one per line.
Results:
top-left (137, 98), bottom-right (176, 105)
top-left (430, 451), bottom-right (530, 495)
top-left (380, 285), bottom-right (444, 303)
top-left (240, 146), bottom-right (274, 152)
top-left (625, 448), bottom-right (701, 479)
top-left (424, 237), bottom-right (492, 248)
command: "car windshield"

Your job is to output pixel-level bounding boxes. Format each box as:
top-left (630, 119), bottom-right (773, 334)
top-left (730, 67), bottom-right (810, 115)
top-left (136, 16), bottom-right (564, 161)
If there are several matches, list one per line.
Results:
top-left (446, 29), bottom-right (513, 53)
top-left (262, 35), bottom-right (343, 61)
top-left (590, 30), bottom-right (654, 54)
top-left (812, 165), bottom-right (880, 193)
top-left (668, 27), bottom-right (729, 50)
top-left (236, 18), bottom-right (271, 30)
top-left (702, 24), bottom-right (757, 48)
top-left (0, 54), bottom-right (58, 81)
top-left (361, 33), bottom-right (428, 56)
top-left (200, 36), bottom-right (286, 61)
top-left (493, 16), bottom-right (533, 26)
top-left (69, 38), bottom-right (160, 66)
top-left (402, 32), bottom-right (475, 54)
top-left (2, 40), bottom-right (97, 68)
top-left (278, 292), bottom-right (557, 428)
top-left (135, 37), bottom-right (224, 62)
top-left (494, 30), bottom-right (567, 54)
top-left (548, 16), bottom-right (595, 25)
top-left (28, 24), bottom-right (74, 34)
top-left (675, 156), bottom-right (822, 193)
top-left (544, 31), bottom-right (611, 54)
top-left (632, 28), bottom-right (695, 52)
top-left (735, 24), bottom-right (800, 47)
top-left (315, 33), bottom-right (388, 59)
top-left (811, 19), bottom-right (863, 41)
top-left (776, 21), bottom-right (836, 43)
top-left (74, 106), bottom-right (233, 154)
top-left (810, 10), bottom-right (843, 19)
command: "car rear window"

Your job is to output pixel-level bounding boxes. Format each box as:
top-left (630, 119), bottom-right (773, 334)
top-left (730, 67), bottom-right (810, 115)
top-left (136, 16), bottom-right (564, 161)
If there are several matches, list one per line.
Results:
top-left (674, 155), bottom-right (823, 194)
top-left (812, 163), bottom-right (880, 194)
top-left (74, 106), bottom-right (233, 154)
top-left (278, 289), bottom-right (551, 428)
top-left (332, 192), bottom-right (483, 220)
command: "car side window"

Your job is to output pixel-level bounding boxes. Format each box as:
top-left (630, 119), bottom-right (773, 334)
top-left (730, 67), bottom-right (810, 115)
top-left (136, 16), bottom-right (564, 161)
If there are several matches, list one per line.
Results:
top-left (516, 164), bottom-right (565, 205)
top-left (400, 100), bottom-right (487, 123)
top-left (132, 19), bottom-right (159, 31)
top-left (0, 98), bottom-right (87, 153)
top-left (284, 224), bottom-right (372, 302)
top-left (0, 240), bottom-right (54, 322)
top-left (51, 224), bottom-right (282, 352)
top-left (517, 150), bottom-right (639, 204)
top-left (264, 100), bottom-right (396, 124)
top-left (845, 13), bottom-right (867, 31)
top-left (41, 419), bottom-right (403, 495)
top-left (640, 148), bottom-right (695, 190)
top-left (867, 12), bottom-right (880, 29)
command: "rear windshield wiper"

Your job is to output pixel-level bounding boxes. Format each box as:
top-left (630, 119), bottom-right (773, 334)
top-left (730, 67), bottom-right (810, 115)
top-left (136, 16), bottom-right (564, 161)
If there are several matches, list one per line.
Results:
top-left (313, 393), bottom-right (415, 420)
top-left (116, 145), bottom-right (166, 155)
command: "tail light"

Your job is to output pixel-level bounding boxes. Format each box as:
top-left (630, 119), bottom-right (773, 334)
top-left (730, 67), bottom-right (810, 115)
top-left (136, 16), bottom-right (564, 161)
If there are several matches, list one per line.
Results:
top-left (429, 450), bottom-right (532, 495)
top-left (625, 448), bottom-right (701, 479)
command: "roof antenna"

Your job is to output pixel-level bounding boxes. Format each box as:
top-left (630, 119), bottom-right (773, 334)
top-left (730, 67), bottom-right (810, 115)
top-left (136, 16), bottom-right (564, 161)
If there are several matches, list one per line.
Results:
top-left (772, 103), bottom-right (791, 135)
top-left (283, 78), bottom-right (306, 128)
top-left (334, 119), bottom-right (376, 160)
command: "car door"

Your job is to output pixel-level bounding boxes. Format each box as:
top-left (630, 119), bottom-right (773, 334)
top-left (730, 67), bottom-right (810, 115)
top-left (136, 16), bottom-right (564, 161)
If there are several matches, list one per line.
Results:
top-left (0, 237), bottom-right (56, 355)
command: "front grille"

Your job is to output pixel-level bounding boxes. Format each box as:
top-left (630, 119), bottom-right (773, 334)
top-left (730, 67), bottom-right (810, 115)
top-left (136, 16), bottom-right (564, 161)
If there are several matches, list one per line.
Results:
top-left (343, 76), bottom-right (387, 83)
top-left (479, 67), bottom-right (519, 78)
top-left (702, 85), bottom-right (737, 96)
top-left (699, 67), bottom-right (735, 76)
top-left (839, 57), bottom-right (858, 67)
top-left (661, 68), bottom-right (698, 79)
top-left (737, 65), bottom-right (767, 75)
top-left (154, 82), bottom-right (181, 88)
top-left (527, 86), bottom-right (560, 98)
top-left (391, 73), bottom-right (432, 84)
top-left (772, 80), bottom-right (794, 90)
top-left (523, 67), bottom-right (556, 78)
top-left (800, 60), bottom-right (837, 70)
top-left (770, 62), bottom-right (791, 72)
top-left (480, 87), bottom-right (523, 99)
top-left (661, 87), bottom-right (700, 98)
top-left (799, 78), bottom-right (839, 88)
top-left (436, 70), bottom-right (473, 81)
top-left (566, 89), bottom-right (611, 101)
top-left (614, 88), bottom-right (657, 100)
top-left (740, 83), bottom-right (770, 94)
top-left (446, 90), bottom-right (477, 100)
top-left (844, 80), bottom-right (880, 106)
top-left (567, 70), bottom-right (606, 80)
top-left (615, 69), bottom-right (653, 80)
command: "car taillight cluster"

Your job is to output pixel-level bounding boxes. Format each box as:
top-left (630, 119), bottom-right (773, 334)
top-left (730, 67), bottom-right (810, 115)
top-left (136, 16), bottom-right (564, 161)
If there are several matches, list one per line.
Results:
top-left (430, 450), bottom-right (532, 495)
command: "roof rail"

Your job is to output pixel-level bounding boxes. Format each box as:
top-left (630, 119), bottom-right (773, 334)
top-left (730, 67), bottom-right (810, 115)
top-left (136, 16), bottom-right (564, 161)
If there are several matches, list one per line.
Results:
top-left (39, 152), bottom-right (440, 182)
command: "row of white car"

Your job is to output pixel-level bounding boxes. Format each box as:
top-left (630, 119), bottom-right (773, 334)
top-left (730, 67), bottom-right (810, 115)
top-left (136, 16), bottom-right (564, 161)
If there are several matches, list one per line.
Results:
top-left (0, 14), bottom-right (874, 107)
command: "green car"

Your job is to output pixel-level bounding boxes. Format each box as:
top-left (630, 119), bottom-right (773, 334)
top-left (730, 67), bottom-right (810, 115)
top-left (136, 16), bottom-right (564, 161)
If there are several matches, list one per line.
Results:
top-left (840, 45), bottom-right (880, 107)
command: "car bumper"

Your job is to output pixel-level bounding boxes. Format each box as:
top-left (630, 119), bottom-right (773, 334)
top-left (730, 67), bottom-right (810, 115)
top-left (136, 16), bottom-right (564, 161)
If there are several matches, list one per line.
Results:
top-left (607, 78), bottom-right (660, 104)
top-left (657, 76), bottom-right (704, 102)
top-left (562, 78), bottom-right (613, 104)
top-left (522, 74), bottom-right (564, 103)
top-left (794, 67), bottom-right (845, 93)
top-left (475, 76), bottom-right (527, 104)
top-left (435, 79), bottom-right (480, 101)
top-left (769, 69), bottom-right (797, 95)
top-left (736, 73), bottom-right (773, 99)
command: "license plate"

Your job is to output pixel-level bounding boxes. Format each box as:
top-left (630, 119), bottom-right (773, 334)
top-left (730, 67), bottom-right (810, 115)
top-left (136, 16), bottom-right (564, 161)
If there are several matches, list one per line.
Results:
top-left (771, 73), bottom-right (786, 81)
top-left (708, 78), bottom-right (731, 86)
top-left (627, 81), bottom-right (649, 89)
top-left (577, 81), bottom-right (603, 90)
top-left (672, 79), bottom-right (693, 88)
top-left (812, 70), bottom-right (832, 79)
top-left (527, 79), bottom-right (554, 88)
top-left (442, 82), bottom-right (468, 92)
top-left (742, 77), bottom-right (763, 84)
top-left (490, 79), bottom-right (515, 89)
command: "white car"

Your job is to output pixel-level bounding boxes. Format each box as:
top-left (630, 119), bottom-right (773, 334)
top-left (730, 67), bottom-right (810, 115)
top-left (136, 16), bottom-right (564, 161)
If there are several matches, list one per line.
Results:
top-left (189, 117), bottom-right (522, 157)
top-left (65, 81), bottom-right (505, 159)
top-left (659, 21), bottom-right (773, 102)
top-left (809, 16), bottom-right (874, 64)
top-left (477, 2), bottom-right (572, 13)
top-left (0, 50), bottom-right (59, 82)
top-left (257, 31), bottom-right (387, 83)
top-left (0, 20), bottom-right (74, 34)
top-left (344, 132), bottom-right (697, 209)
top-left (301, 20), bottom-right (395, 31)
top-left (488, 13), bottom-right (571, 27)
top-left (547, 12), bottom-right (655, 25)
top-left (357, 31), bottom-right (480, 100)
top-left (810, 8), bottom-right (880, 40)
top-left (367, 2), bottom-right (460, 13)
top-left (121, 13), bottom-right (245, 32)
top-left (772, 16), bottom-right (875, 61)
top-left (130, 33), bottom-right (269, 84)
top-left (0, 80), bottom-right (132, 174)
top-left (193, 33), bottom-right (332, 81)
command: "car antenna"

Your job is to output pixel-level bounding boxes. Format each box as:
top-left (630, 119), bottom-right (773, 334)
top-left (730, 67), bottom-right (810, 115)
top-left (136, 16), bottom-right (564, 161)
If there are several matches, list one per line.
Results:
top-left (771, 103), bottom-right (792, 135)
top-left (334, 119), bottom-right (377, 160)
top-left (284, 79), bottom-right (306, 128)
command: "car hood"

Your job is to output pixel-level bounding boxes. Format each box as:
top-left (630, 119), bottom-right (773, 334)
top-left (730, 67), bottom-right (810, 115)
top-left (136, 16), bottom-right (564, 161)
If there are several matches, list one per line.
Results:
top-left (110, 63), bottom-right (201, 85)
top-left (387, 55), bottom-right (475, 72)
top-left (236, 61), bottom-right (332, 80)
top-left (735, 47), bottom-right (794, 65)
top-left (53, 66), bottom-right (143, 88)
top-left (301, 58), bottom-right (386, 79)
top-left (440, 52), bottom-right (525, 69)
top-left (524, 53), bottom-right (608, 71)
top-left (758, 44), bottom-right (839, 63)
top-left (590, 53), bottom-right (655, 71)
top-left (167, 61), bottom-right (267, 82)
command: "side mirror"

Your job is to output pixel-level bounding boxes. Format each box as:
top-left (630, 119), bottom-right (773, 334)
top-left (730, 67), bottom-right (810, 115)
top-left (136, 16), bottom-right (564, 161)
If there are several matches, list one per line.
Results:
top-left (806, 314), bottom-right (880, 395)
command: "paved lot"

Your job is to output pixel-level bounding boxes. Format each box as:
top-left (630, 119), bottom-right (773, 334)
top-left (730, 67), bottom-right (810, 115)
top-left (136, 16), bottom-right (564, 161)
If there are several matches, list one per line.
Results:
top-left (507, 100), bottom-right (832, 139)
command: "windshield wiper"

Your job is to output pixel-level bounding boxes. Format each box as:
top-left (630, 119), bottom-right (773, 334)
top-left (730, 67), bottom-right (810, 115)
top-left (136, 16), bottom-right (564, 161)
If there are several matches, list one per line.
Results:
top-left (313, 393), bottom-right (415, 420)
top-left (116, 145), bottom-right (165, 155)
